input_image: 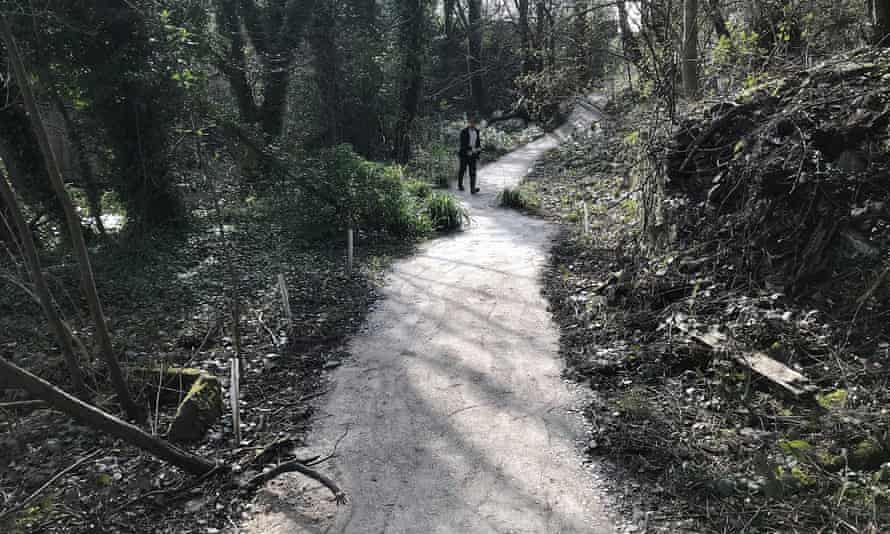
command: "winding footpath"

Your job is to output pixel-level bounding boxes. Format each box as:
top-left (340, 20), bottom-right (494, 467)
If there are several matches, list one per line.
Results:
top-left (244, 99), bottom-right (618, 534)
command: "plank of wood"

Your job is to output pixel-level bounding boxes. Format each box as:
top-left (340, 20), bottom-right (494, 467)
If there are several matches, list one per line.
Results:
top-left (672, 316), bottom-right (817, 398)
top-left (732, 351), bottom-right (817, 398)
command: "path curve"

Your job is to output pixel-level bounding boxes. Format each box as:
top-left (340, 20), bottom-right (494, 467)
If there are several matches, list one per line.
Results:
top-left (244, 99), bottom-right (617, 534)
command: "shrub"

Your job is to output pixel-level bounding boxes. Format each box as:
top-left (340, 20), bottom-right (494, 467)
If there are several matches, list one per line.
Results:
top-left (424, 192), bottom-right (469, 232)
top-left (405, 179), bottom-right (432, 199)
top-left (296, 145), bottom-right (431, 239)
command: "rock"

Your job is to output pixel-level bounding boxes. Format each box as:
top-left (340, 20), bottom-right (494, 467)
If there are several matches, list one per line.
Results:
top-left (168, 373), bottom-right (223, 443)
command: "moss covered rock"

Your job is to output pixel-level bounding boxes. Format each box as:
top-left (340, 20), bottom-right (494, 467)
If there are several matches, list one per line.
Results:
top-left (167, 373), bottom-right (222, 443)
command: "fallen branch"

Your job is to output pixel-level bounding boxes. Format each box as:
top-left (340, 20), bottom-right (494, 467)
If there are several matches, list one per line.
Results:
top-left (0, 448), bottom-right (103, 521)
top-left (0, 400), bottom-right (48, 410)
top-left (246, 460), bottom-right (347, 504)
top-left (0, 356), bottom-right (217, 475)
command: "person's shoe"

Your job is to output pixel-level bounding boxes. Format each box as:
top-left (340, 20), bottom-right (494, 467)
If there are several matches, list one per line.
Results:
top-left (459, 185), bottom-right (465, 191)
top-left (471, 188), bottom-right (480, 194)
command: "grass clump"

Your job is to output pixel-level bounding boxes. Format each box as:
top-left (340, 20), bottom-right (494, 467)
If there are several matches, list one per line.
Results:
top-left (424, 192), bottom-right (469, 232)
top-left (498, 186), bottom-right (540, 212)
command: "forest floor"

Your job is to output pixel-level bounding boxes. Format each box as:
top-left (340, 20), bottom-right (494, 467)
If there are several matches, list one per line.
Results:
top-left (237, 97), bottom-right (640, 534)
top-left (535, 49), bottom-right (890, 534)
top-left (0, 210), bottom-right (412, 532)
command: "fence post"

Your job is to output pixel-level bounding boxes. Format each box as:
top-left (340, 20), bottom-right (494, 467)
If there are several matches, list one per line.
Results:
top-left (347, 228), bottom-right (355, 273)
top-left (231, 357), bottom-right (241, 444)
top-left (277, 273), bottom-right (292, 333)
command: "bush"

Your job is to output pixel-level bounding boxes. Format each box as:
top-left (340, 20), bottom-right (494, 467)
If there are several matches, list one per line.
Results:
top-left (498, 186), bottom-right (539, 212)
top-left (424, 192), bottom-right (469, 232)
top-left (295, 145), bottom-right (431, 239)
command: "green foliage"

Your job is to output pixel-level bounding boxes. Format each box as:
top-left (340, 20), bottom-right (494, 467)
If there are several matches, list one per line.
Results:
top-left (298, 145), bottom-right (431, 239)
top-left (423, 192), bottom-right (469, 232)
top-left (498, 186), bottom-right (539, 212)
top-left (404, 179), bottom-right (432, 199)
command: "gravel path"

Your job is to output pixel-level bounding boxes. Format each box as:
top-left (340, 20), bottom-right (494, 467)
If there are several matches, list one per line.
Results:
top-left (243, 100), bottom-right (619, 534)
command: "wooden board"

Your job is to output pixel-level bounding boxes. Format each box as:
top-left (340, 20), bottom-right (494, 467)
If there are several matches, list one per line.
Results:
top-left (673, 317), bottom-right (817, 398)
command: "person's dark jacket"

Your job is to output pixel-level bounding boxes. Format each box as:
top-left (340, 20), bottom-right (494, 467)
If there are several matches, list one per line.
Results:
top-left (459, 127), bottom-right (482, 159)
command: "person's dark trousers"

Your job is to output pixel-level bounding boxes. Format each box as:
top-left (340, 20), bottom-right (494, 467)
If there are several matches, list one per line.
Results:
top-left (458, 156), bottom-right (478, 191)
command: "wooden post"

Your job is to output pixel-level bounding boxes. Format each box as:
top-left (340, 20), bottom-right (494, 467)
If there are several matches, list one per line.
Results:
top-left (347, 228), bottom-right (355, 273)
top-left (277, 273), bottom-right (292, 332)
top-left (231, 356), bottom-right (241, 444)
top-left (582, 201), bottom-right (590, 235)
top-left (0, 356), bottom-right (215, 475)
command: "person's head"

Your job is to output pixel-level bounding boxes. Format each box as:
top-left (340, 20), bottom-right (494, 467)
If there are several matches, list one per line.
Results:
top-left (467, 116), bottom-right (479, 128)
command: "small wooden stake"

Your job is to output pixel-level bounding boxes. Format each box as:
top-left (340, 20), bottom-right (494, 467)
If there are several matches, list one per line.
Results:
top-left (582, 201), bottom-right (590, 235)
top-left (278, 273), bottom-right (292, 332)
top-left (231, 357), bottom-right (241, 444)
top-left (347, 228), bottom-right (355, 273)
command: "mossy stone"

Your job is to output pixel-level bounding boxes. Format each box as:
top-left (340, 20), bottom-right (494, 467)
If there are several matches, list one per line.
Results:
top-left (168, 373), bottom-right (222, 443)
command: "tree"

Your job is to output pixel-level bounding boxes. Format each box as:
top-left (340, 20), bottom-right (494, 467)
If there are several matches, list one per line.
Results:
top-left (1, 14), bottom-right (142, 422)
top-left (214, 0), bottom-right (317, 139)
top-left (875, 0), bottom-right (890, 45)
top-left (394, 0), bottom-right (429, 162)
top-left (467, 0), bottom-right (487, 114)
top-left (707, 0), bottom-right (731, 39)
top-left (682, 0), bottom-right (700, 98)
top-left (309, 0), bottom-right (343, 146)
top-left (0, 171), bottom-right (88, 398)
top-left (519, 0), bottom-right (530, 74)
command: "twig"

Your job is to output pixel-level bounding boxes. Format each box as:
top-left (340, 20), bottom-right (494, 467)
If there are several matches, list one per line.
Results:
top-left (0, 448), bottom-right (103, 520)
top-left (0, 400), bottom-right (48, 409)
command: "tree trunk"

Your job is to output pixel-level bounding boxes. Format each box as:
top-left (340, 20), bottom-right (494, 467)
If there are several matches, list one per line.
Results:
top-left (573, 0), bottom-right (590, 87)
top-left (1, 15), bottom-right (142, 422)
top-left (0, 173), bottom-right (88, 397)
top-left (215, 0), bottom-right (260, 124)
top-left (875, 0), bottom-right (890, 46)
top-left (310, 0), bottom-right (342, 146)
top-left (53, 97), bottom-right (107, 238)
top-left (260, 64), bottom-right (292, 139)
top-left (395, 0), bottom-right (426, 162)
top-left (467, 0), bottom-right (486, 114)
top-left (683, 0), bottom-right (700, 99)
top-left (445, 0), bottom-right (456, 37)
top-left (535, 1), bottom-right (546, 70)
top-left (707, 0), bottom-right (730, 38)
top-left (0, 356), bottom-right (216, 475)
top-left (519, 0), bottom-right (530, 74)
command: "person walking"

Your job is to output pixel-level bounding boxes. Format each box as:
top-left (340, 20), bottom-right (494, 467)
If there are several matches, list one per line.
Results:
top-left (457, 116), bottom-right (482, 193)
